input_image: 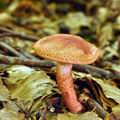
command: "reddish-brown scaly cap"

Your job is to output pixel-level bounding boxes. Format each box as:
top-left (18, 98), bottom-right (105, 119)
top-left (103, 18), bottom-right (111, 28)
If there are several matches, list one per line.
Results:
top-left (33, 34), bottom-right (100, 64)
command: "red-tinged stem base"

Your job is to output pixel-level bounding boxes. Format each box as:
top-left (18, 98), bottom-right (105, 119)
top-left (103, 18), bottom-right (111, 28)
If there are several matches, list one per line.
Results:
top-left (56, 63), bottom-right (83, 113)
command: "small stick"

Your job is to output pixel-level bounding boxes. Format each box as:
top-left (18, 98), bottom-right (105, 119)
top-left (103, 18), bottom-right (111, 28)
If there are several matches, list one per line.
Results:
top-left (0, 54), bottom-right (119, 79)
top-left (73, 64), bottom-right (120, 79)
top-left (0, 54), bottom-right (55, 68)
top-left (87, 98), bottom-right (109, 119)
top-left (0, 27), bottom-right (39, 41)
top-left (80, 93), bottom-right (116, 120)
top-left (0, 42), bottom-right (26, 58)
top-left (19, 49), bottom-right (40, 61)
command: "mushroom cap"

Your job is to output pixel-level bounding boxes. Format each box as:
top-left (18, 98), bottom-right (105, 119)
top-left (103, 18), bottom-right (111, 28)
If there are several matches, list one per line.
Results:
top-left (33, 34), bottom-right (100, 64)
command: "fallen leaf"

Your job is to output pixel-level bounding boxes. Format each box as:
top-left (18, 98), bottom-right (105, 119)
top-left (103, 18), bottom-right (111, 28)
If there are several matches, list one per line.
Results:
top-left (64, 12), bottom-right (91, 30)
top-left (3, 100), bottom-right (20, 112)
top-left (92, 78), bottom-right (120, 104)
top-left (57, 112), bottom-right (101, 120)
top-left (4, 65), bottom-right (34, 84)
top-left (45, 113), bottom-right (57, 120)
top-left (98, 23), bottom-right (113, 48)
top-left (112, 105), bottom-right (120, 120)
top-left (73, 72), bottom-right (119, 107)
top-left (0, 81), bottom-right (9, 101)
top-left (0, 108), bottom-right (26, 120)
top-left (45, 112), bottom-right (102, 120)
top-left (11, 70), bottom-right (56, 101)
top-left (111, 64), bottom-right (120, 73)
top-left (1, 66), bottom-right (57, 113)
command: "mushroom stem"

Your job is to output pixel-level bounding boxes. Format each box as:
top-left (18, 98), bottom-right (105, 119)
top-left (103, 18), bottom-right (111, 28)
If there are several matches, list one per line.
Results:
top-left (56, 63), bottom-right (83, 113)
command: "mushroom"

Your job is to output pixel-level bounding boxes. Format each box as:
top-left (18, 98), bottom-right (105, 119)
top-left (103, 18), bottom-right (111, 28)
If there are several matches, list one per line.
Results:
top-left (33, 34), bottom-right (100, 113)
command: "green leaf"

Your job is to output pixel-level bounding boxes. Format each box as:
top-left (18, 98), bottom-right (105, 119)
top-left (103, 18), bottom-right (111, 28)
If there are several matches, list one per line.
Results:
top-left (11, 70), bottom-right (56, 101)
top-left (45, 113), bottom-right (57, 120)
top-left (98, 23), bottom-right (113, 47)
top-left (3, 100), bottom-right (20, 112)
top-left (57, 112), bottom-right (101, 120)
top-left (64, 12), bottom-right (91, 29)
top-left (0, 108), bottom-right (25, 120)
top-left (111, 64), bottom-right (120, 73)
top-left (4, 65), bottom-right (34, 85)
top-left (45, 112), bottom-right (101, 120)
top-left (92, 77), bottom-right (120, 104)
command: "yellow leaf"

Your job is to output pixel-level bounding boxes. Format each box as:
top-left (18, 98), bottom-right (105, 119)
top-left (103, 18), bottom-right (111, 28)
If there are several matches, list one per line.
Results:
top-left (0, 108), bottom-right (26, 120)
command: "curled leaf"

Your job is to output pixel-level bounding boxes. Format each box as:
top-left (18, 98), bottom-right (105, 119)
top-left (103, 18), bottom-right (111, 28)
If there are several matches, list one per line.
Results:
top-left (5, 65), bottom-right (34, 85)
top-left (93, 78), bottom-right (120, 104)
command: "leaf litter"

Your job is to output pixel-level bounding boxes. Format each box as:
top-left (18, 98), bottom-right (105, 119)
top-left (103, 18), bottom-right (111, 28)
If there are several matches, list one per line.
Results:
top-left (0, 0), bottom-right (120, 119)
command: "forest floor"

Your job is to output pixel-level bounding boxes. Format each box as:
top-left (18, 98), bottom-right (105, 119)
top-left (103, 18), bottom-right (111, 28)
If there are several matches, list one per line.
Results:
top-left (0, 0), bottom-right (120, 120)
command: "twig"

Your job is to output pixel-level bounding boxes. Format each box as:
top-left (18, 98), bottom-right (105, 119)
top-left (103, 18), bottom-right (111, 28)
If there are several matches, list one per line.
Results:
top-left (19, 49), bottom-right (40, 61)
top-left (0, 27), bottom-right (39, 41)
top-left (73, 64), bottom-right (120, 79)
top-left (0, 54), bottom-right (55, 68)
top-left (80, 93), bottom-right (116, 119)
top-left (0, 42), bottom-right (26, 58)
top-left (88, 98), bottom-right (109, 119)
top-left (0, 54), bottom-right (119, 79)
